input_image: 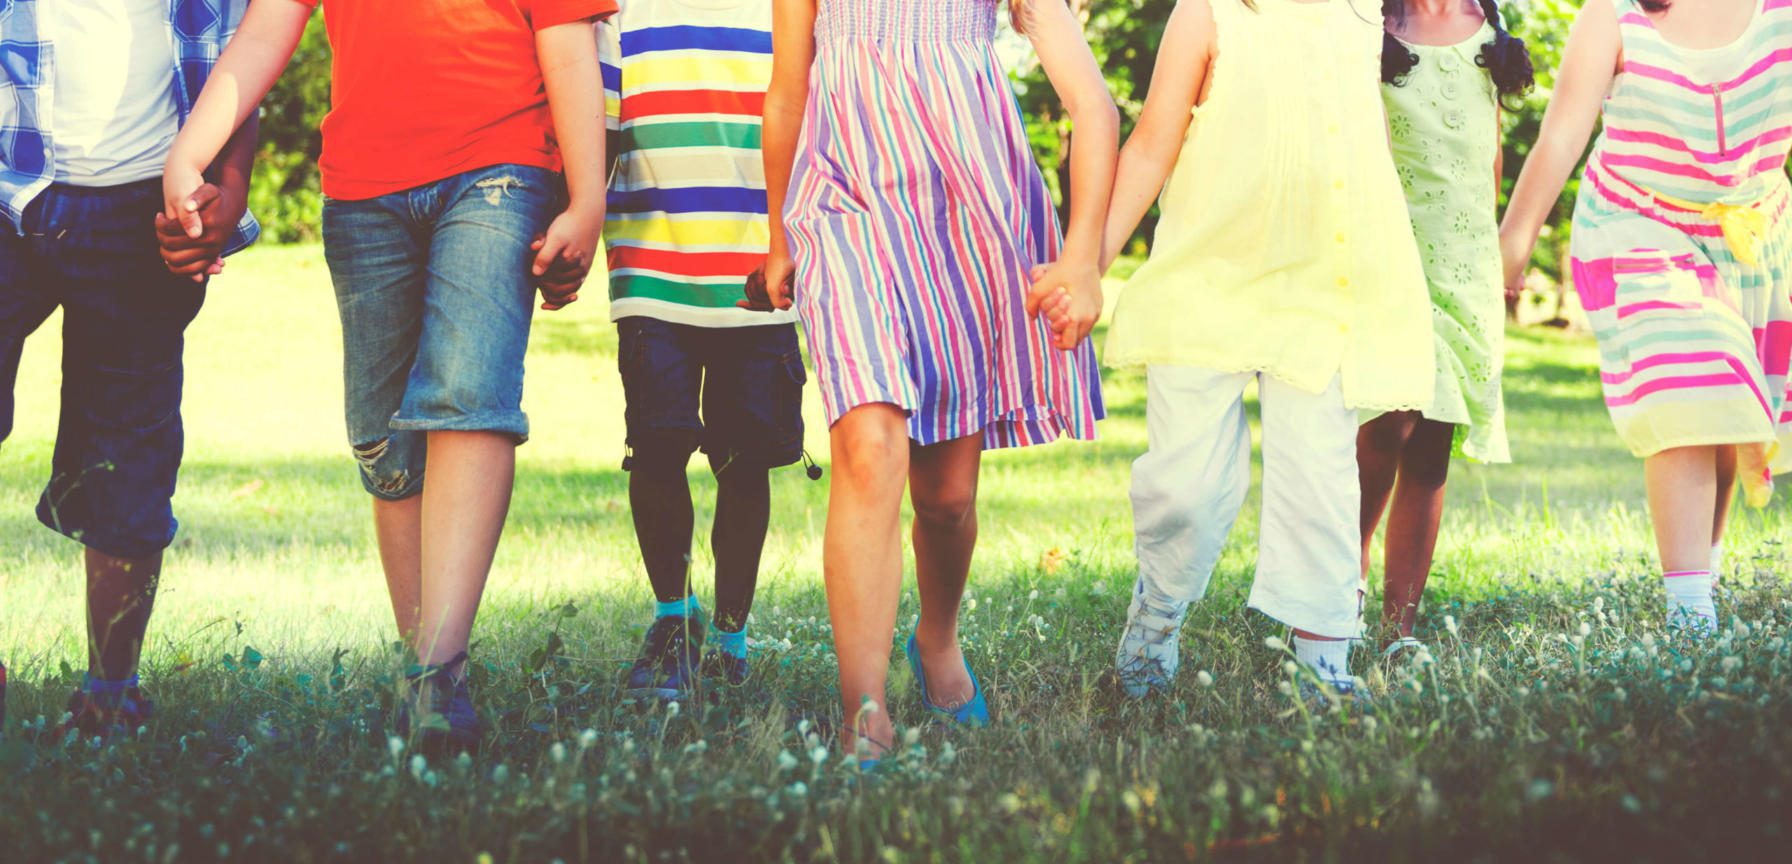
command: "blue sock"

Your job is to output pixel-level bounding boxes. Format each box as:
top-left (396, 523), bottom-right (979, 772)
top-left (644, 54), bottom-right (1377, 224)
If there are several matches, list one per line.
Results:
top-left (655, 596), bottom-right (700, 620)
top-left (713, 624), bottom-right (748, 659)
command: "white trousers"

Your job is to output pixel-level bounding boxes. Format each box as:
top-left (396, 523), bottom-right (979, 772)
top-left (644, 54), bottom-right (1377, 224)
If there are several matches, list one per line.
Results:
top-left (1130, 366), bottom-right (1363, 638)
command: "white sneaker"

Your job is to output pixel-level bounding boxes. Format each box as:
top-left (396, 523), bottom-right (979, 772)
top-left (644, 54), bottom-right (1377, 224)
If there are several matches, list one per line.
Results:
top-left (1114, 588), bottom-right (1186, 699)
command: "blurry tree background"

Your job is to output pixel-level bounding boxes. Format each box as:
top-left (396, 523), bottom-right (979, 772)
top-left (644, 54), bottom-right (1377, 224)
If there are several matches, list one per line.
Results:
top-left (250, 1), bottom-right (1583, 286)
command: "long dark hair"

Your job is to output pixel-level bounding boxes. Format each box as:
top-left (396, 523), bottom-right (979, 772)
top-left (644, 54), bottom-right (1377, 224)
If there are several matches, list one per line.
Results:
top-left (1382, 0), bottom-right (1536, 111)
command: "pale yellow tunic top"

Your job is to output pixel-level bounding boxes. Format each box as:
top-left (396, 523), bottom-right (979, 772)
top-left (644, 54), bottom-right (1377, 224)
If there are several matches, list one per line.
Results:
top-left (1105, 0), bottom-right (1435, 413)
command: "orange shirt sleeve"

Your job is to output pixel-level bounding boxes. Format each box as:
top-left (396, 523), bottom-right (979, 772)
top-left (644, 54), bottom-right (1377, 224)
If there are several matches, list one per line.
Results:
top-left (525, 0), bottom-right (617, 30)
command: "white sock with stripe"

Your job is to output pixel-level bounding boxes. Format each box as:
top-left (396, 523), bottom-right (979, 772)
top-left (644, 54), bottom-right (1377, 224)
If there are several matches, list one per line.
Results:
top-left (1664, 570), bottom-right (1717, 636)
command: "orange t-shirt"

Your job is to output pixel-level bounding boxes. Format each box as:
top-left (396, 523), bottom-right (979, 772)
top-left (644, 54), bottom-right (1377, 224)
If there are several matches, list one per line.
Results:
top-left (303, 0), bottom-right (617, 200)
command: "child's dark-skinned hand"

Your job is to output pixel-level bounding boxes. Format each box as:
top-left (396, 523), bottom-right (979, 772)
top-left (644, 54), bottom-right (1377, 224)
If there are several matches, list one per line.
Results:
top-left (531, 233), bottom-right (592, 311)
top-left (154, 182), bottom-right (245, 282)
top-left (737, 253), bottom-right (794, 312)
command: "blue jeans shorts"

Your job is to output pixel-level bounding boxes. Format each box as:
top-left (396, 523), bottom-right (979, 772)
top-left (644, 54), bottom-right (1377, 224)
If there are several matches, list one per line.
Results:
top-left (322, 164), bottom-right (561, 500)
top-left (0, 179), bottom-right (207, 558)
top-left (618, 317), bottom-right (806, 474)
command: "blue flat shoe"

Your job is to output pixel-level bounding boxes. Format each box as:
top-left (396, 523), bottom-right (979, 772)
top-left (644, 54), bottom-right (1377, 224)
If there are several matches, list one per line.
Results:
top-left (904, 634), bottom-right (990, 727)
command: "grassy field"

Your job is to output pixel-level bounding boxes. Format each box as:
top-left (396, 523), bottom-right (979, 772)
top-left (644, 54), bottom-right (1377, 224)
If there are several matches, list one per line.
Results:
top-left (3, 244), bottom-right (1791, 862)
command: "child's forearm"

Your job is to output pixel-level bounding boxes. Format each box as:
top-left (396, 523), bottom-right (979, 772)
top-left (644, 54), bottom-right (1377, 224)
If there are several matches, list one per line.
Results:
top-left (1059, 100), bottom-right (1120, 269)
top-left (538, 22), bottom-right (606, 213)
top-left (1499, 1), bottom-right (1617, 251)
top-left (212, 113), bottom-right (260, 206)
top-left (763, 0), bottom-right (817, 259)
top-left (1102, 144), bottom-right (1176, 269)
top-left (166, 0), bottom-right (311, 177)
top-left (762, 95), bottom-right (805, 256)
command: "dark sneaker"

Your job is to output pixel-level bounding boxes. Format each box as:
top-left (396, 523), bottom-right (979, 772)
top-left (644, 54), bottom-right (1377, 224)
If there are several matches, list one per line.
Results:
top-left (398, 655), bottom-right (481, 755)
top-left (61, 674), bottom-right (155, 740)
top-left (702, 650), bottom-right (749, 687)
top-left (626, 616), bottom-right (703, 699)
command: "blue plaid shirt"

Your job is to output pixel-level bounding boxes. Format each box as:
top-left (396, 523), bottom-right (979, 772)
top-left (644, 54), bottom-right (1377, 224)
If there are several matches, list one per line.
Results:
top-left (0, 0), bottom-right (259, 254)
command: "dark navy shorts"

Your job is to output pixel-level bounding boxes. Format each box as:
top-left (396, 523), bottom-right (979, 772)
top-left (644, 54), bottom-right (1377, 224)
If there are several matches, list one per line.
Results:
top-left (617, 317), bottom-right (805, 474)
top-left (0, 179), bottom-right (207, 558)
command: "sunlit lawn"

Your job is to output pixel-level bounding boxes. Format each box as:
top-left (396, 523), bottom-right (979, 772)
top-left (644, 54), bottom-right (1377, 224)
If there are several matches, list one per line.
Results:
top-left (2, 245), bottom-right (1789, 861)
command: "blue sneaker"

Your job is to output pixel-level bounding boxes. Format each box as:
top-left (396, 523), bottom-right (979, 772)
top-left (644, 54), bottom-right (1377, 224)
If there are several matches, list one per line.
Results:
top-left (60, 673), bottom-right (155, 740)
top-left (904, 634), bottom-right (990, 727)
top-left (399, 655), bottom-right (481, 755)
top-left (626, 616), bottom-right (703, 699)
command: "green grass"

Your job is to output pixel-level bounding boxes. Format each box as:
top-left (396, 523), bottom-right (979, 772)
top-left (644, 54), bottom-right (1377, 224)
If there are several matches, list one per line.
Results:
top-left (4, 244), bottom-right (1791, 862)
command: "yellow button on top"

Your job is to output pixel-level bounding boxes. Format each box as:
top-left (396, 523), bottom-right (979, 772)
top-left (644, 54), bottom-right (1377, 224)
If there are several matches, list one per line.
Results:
top-left (1335, 233), bottom-right (1347, 244)
top-left (1337, 277), bottom-right (1350, 288)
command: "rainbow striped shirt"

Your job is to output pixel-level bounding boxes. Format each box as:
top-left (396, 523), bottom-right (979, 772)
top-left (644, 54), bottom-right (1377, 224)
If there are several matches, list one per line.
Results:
top-left (598, 0), bottom-right (791, 327)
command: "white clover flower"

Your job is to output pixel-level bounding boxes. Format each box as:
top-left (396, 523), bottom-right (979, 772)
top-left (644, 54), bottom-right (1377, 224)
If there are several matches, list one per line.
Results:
top-left (1721, 656), bottom-right (1742, 673)
top-left (409, 755), bottom-right (427, 779)
top-left (666, 701), bottom-right (681, 718)
top-left (859, 698), bottom-right (881, 716)
top-left (550, 743), bottom-right (567, 764)
top-left (904, 728), bottom-right (921, 745)
top-left (1029, 590), bottom-right (1040, 601)
top-left (778, 751), bottom-right (799, 771)
top-left (1264, 636), bottom-right (1287, 652)
top-left (1196, 670), bottom-right (1215, 688)
top-left (939, 742), bottom-right (957, 765)
top-left (1282, 660), bottom-right (1299, 677)
top-left (810, 745), bottom-right (828, 765)
top-left (578, 728), bottom-right (598, 749)
top-left (1276, 681), bottom-right (1294, 696)
top-left (1444, 615), bottom-right (1460, 637)
top-left (1578, 621), bottom-right (1592, 638)
top-left (788, 782), bottom-right (809, 797)
top-left (388, 736), bottom-right (406, 758)
top-left (493, 764), bottom-right (510, 784)
top-left (1362, 715), bottom-right (1378, 733)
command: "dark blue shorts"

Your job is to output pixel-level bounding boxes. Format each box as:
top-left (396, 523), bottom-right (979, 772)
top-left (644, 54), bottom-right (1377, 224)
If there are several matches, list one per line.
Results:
top-left (0, 180), bottom-right (207, 558)
top-left (617, 317), bottom-right (805, 474)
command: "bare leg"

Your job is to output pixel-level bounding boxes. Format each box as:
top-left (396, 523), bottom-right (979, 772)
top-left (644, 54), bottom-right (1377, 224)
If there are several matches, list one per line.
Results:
top-left (712, 465), bottom-right (772, 632)
top-left (374, 496), bottom-right (423, 643)
top-left (1380, 419), bottom-right (1454, 638)
top-left (1645, 446), bottom-right (1719, 573)
top-left (1713, 444), bottom-right (1736, 549)
top-left (84, 548), bottom-right (162, 680)
top-left (908, 434), bottom-right (983, 709)
top-left (822, 405), bottom-right (909, 755)
top-left (1356, 412), bottom-right (1417, 578)
top-left (416, 431), bottom-right (516, 672)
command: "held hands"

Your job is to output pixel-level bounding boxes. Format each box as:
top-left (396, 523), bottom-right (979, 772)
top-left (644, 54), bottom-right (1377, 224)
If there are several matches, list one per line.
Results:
top-left (1499, 228), bottom-right (1533, 304)
top-left (158, 164), bottom-right (247, 283)
top-left (1027, 259), bottom-right (1103, 351)
top-left (739, 248), bottom-right (796, 312)
top-left (532, 201), bottom-right (604, 311)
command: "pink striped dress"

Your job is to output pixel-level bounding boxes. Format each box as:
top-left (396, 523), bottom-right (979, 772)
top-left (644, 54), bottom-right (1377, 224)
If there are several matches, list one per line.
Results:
top-left (1570, 0), bottom-right (1792, 478)
top-left (784, 0), bottom-right (1104, 449)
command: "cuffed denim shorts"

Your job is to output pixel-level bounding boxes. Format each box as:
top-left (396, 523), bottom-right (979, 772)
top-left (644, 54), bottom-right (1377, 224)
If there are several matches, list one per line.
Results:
top-left (0, 179), bottom-right (206, 558)
top-left (322, 164), bottom-right (560, 500)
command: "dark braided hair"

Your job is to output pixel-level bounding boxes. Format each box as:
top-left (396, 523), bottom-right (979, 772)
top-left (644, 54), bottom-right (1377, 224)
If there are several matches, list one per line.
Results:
top-left (1382, 0), bottom-right (1536, 111)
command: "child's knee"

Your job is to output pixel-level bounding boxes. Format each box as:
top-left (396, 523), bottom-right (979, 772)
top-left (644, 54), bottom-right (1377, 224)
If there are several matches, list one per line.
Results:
top-left (627, 432), bottom-right (700, 474)
top-left (833, 423), bottom-right (908, 490)
top-left (912, 482), bottom-right (977, 529)
top-left (353, 435), bottom-right (425, 500)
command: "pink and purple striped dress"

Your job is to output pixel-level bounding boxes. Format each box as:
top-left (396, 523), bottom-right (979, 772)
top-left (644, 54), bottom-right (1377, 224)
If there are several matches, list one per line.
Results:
top-left (784, 0), bottom-right (1104, 449)
top-left (1570, 0), bottom-right (1792, 474)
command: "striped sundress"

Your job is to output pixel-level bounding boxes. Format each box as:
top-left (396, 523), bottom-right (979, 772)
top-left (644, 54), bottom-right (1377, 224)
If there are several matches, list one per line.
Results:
top-left (784, 0), bottom-right (1104, 449)
top-left (1570, 0), bottom-right (1792, 497)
